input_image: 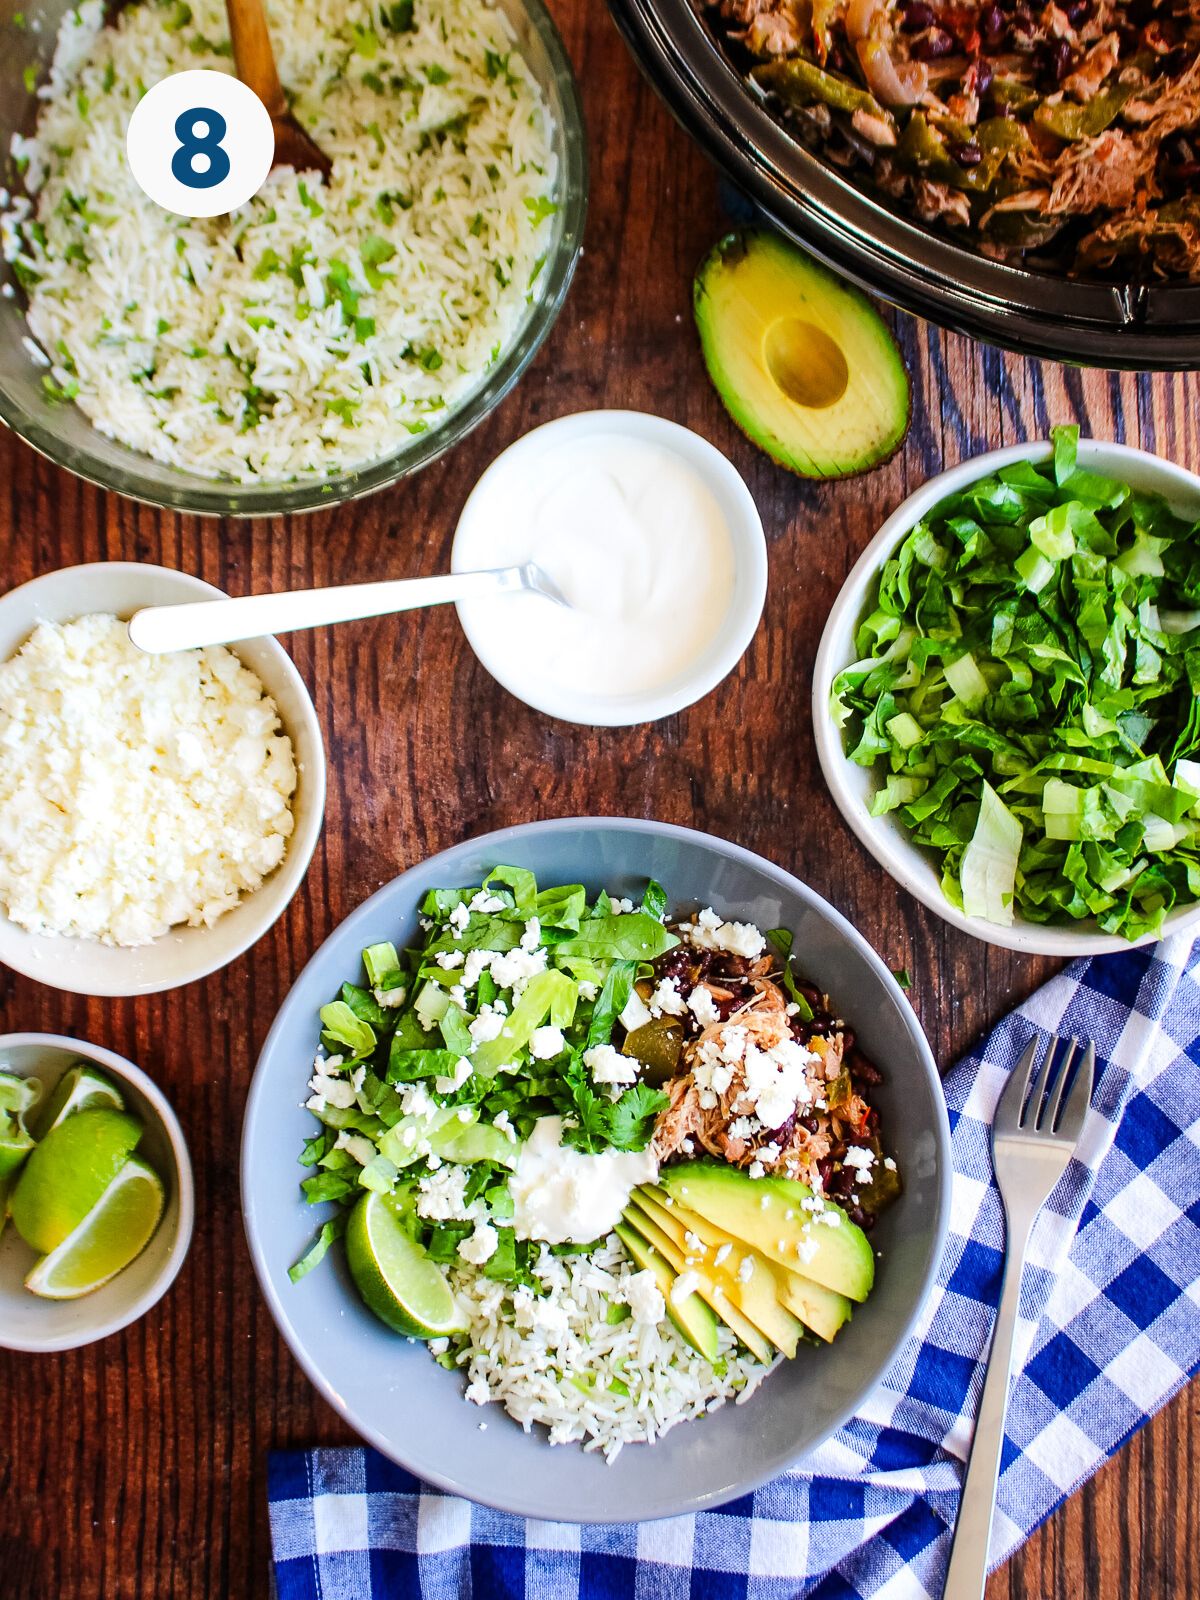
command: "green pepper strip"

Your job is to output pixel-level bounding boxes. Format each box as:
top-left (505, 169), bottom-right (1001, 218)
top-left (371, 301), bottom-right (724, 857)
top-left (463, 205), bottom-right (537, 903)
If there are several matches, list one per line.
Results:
top-left (990, 77), bottom-right (1039, 113)
top-left (752, 57), bottom-right (890, 123)
top-left (1034, 82), bottom-right (1136, 141)
top-left (899, 112), bottom-right (1029, 194)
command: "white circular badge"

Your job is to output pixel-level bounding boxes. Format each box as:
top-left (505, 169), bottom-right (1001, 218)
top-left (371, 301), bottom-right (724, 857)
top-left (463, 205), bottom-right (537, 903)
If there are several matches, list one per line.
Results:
top-left (126, 70), bottom-right (274, 220)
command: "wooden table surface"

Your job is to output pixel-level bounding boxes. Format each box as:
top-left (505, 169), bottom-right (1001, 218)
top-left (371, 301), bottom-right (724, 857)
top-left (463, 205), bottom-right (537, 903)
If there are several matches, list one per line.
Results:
top-left (1, 1), bottom-right (1197, 1595)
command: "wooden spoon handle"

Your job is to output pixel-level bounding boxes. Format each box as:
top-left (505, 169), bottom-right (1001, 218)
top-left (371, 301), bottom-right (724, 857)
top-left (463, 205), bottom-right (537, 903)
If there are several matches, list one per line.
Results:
top-left (224, 0), bottom-right (287, 119)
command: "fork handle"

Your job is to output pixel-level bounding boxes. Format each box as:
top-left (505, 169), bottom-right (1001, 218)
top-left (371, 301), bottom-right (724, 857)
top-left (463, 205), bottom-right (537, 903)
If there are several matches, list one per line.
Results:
top-left (942, 1211), bottom-right (1034, 1600)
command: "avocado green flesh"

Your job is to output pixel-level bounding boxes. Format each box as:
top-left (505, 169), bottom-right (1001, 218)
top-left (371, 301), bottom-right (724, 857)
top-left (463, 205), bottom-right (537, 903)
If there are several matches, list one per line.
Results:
top-left (629, 1192), bottom-right (804, 1357)
top-left (658, 1162), bottom-right (875, 1303)
top-left (694, 229), bottom-right (910, 479)
top-left (614, 1221), bottom-right (719, 1361)
top-left (775, 1268), bottom-right (853, 1344)
top-left (637, 1187), bottom-right (853, 1344)
top-left (619, 1211), bottom-right (773, 1364)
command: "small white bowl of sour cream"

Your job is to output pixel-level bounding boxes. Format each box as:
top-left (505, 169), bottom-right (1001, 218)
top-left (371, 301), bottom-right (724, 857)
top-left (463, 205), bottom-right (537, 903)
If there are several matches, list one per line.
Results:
top-left (451, 410), bottom-right (768, 726)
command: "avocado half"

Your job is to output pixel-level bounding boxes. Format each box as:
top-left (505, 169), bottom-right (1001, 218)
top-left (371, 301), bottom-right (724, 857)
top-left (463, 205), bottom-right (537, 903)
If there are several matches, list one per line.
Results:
top-left (694, 229), bottom-right (911, 479)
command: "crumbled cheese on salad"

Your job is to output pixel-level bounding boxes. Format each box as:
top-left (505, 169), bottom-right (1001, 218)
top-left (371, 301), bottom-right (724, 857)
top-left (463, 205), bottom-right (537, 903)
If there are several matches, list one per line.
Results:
top-left (650, 977), bottom-right (687, 1017)
top-left (528, 1025), bottom-right (565, 1060)
top-left (434, 1057), bottom-right (473, 1094)
top-left (583, 1043), bottom-right (638, 1087)
top-left (458, 1221), bottom-right (499, 1265)
top-left (417, 1165), bottom-right (474, 1222)
top-left (687, 986), bottom-right (721, 1028)
top-left (467, 1009), bottom-right (506, 1046)
top-left (624, 1269), bottom-right (665, 1324)
top-left (468, 891), bottom-right (507, 915)
top-left (670, 1271), bottom-right (703, 1305)
top-left (843, 1146), bottom-right (875, 1173)
top-left (682, 906), bottom-right (767, 959)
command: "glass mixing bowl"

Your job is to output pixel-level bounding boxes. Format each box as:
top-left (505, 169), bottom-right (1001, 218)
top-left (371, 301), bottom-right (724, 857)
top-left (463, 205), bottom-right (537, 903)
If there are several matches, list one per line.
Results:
top-left (0, 0), bottom-right (587, 516)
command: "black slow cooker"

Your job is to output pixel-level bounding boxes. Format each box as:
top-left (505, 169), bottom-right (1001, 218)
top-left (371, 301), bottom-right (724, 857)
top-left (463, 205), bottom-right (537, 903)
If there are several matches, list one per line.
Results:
top-left (609, 0), bottom-right (1200, 370)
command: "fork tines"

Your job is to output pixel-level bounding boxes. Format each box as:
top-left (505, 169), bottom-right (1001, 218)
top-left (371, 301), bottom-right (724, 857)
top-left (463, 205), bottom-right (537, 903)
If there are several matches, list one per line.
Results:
top-left (997, 1034), bottom-right (1096, 1140)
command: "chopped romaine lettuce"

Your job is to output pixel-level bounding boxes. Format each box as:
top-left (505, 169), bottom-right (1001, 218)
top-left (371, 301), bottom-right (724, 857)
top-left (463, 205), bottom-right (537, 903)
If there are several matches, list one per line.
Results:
top-left (833, 426), bottom-right (1200, 938)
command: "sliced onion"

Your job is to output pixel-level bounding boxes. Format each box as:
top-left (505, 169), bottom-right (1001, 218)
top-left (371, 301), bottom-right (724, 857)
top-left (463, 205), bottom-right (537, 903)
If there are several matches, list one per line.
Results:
top-left (856, 38), bottom-right (929, 106)
top-left (845, 0), bottom-right (885, 42)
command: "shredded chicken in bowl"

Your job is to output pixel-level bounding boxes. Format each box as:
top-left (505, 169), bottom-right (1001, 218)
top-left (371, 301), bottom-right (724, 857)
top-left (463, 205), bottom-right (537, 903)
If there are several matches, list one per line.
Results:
top-left (707, 0), bottom-right (1200, 279)
top-left (643, 920), bottom-right (900, 1230)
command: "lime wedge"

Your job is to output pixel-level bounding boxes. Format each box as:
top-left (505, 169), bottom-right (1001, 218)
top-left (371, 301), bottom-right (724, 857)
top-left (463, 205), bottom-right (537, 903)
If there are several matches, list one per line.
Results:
top-left (345, 1190), bottom-right (468, 1339)
top-left (10, 1107), bottom-right (143, 1254)
top-left (0, 1175), bottom-right (14, 1242)
top-left (0, 1070), bottom-right (41, 1200)
top-left (29, 1063), bottom-right (124, 1141)
top-left (25, 1155), bottom-right (165, 1300)
top-left (0, 1071), bottom-right (40, 1117)
top-left (0, 1131), bottom-right (34, 1182)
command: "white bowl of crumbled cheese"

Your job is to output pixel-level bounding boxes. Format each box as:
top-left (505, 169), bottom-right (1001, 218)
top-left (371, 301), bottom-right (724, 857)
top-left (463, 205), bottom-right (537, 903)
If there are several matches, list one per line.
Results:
top-left (0, 563), bottom-right (326, 996)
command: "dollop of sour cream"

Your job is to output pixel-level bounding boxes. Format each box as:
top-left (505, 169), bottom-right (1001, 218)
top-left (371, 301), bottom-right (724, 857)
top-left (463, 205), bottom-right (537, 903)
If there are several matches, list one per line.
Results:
top-left (454, 429), bottom-right (736, 701)
top-left (509, 1116), bottom-right (658, 1245)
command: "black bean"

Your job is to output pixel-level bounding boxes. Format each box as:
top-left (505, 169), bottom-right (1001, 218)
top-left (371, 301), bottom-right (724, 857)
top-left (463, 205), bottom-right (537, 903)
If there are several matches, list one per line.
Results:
top-left (767, 1112), bottom-right (797, 1143)
top-left (900, 1), bottom-right (937, 29)
top-left (950, 139), bottom-right (983, 165)
top-left (911, 25), bottom-right (956, 57)
top-left (1050, 38), bottom-right (1077, 80)
top-left (848, 1050), bottom-right (883, 1085)
top-left (800, 1114), bottom-right (821, 1134)
top-left (1065, 0), bottom-right (1091, 22)
top-left (980, 3), bottom-right (1007, 45)
top-left (972, 55), bottom-right (995, 95)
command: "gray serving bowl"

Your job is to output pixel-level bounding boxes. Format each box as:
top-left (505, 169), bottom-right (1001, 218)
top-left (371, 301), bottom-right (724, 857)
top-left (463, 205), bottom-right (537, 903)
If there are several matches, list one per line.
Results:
top-left (241, 817), bottom-right (950, 1521)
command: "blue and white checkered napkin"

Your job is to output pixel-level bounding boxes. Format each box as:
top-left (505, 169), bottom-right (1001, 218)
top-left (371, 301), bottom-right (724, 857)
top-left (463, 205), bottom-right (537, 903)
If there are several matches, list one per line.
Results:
top-left (268, 937), bottom-right (1200, 1600)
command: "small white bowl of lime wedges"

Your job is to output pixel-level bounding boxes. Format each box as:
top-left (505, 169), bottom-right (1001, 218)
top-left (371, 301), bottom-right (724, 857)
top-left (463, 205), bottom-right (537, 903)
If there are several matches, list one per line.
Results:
top-left (0, 1034), bottom-right (194, 1353)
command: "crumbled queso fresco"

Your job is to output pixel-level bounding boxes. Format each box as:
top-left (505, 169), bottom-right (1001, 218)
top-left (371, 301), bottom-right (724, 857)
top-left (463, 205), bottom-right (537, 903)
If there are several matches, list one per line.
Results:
top-left (0, 613), bottom-right (297, 946)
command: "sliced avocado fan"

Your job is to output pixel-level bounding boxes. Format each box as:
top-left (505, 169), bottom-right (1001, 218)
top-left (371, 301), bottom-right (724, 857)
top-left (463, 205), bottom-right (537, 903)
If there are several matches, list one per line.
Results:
top-left (694, 228), bottom-right (910, 479)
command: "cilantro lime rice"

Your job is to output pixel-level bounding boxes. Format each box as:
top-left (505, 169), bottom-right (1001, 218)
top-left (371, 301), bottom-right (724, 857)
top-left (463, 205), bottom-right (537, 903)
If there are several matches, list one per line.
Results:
top-left (1, 0), bottom-right (557, 482)
top-left (833, 427), bottom-right (1200, 940)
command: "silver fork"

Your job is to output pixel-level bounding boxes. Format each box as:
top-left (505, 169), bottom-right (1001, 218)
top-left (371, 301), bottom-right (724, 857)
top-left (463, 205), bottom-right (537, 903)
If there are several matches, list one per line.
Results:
top-left (943, 1034), bottom-right (1096, 1600)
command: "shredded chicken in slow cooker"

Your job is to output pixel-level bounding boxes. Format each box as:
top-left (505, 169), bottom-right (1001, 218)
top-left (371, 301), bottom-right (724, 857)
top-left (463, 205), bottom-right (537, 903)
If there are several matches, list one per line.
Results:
top-left (709, 0), bottom-right (1200, 278)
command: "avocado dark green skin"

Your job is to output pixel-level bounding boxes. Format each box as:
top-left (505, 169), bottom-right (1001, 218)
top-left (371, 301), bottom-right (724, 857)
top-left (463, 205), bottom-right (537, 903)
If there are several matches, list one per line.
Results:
top-left (693, 228), bottom-right (911, 480)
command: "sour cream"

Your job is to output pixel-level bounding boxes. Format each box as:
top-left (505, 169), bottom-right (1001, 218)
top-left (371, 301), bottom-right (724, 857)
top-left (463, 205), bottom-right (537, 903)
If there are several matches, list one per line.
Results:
top-left (452, 416), bottom-right (753, 718)
top-left (509, 1116), bottom-right (658, 1245)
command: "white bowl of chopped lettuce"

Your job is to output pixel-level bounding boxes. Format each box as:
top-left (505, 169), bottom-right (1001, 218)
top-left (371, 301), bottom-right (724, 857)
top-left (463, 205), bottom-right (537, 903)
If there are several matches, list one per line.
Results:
top-left (814, 430), bottom-right (1200, 955)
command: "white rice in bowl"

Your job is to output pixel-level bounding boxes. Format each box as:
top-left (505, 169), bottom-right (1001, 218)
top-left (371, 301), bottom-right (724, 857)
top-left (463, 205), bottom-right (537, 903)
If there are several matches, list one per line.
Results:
top-left (1, 0), bottom-right (558, 482)
top-left (444, 1236), bottom-right (773, 1462)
